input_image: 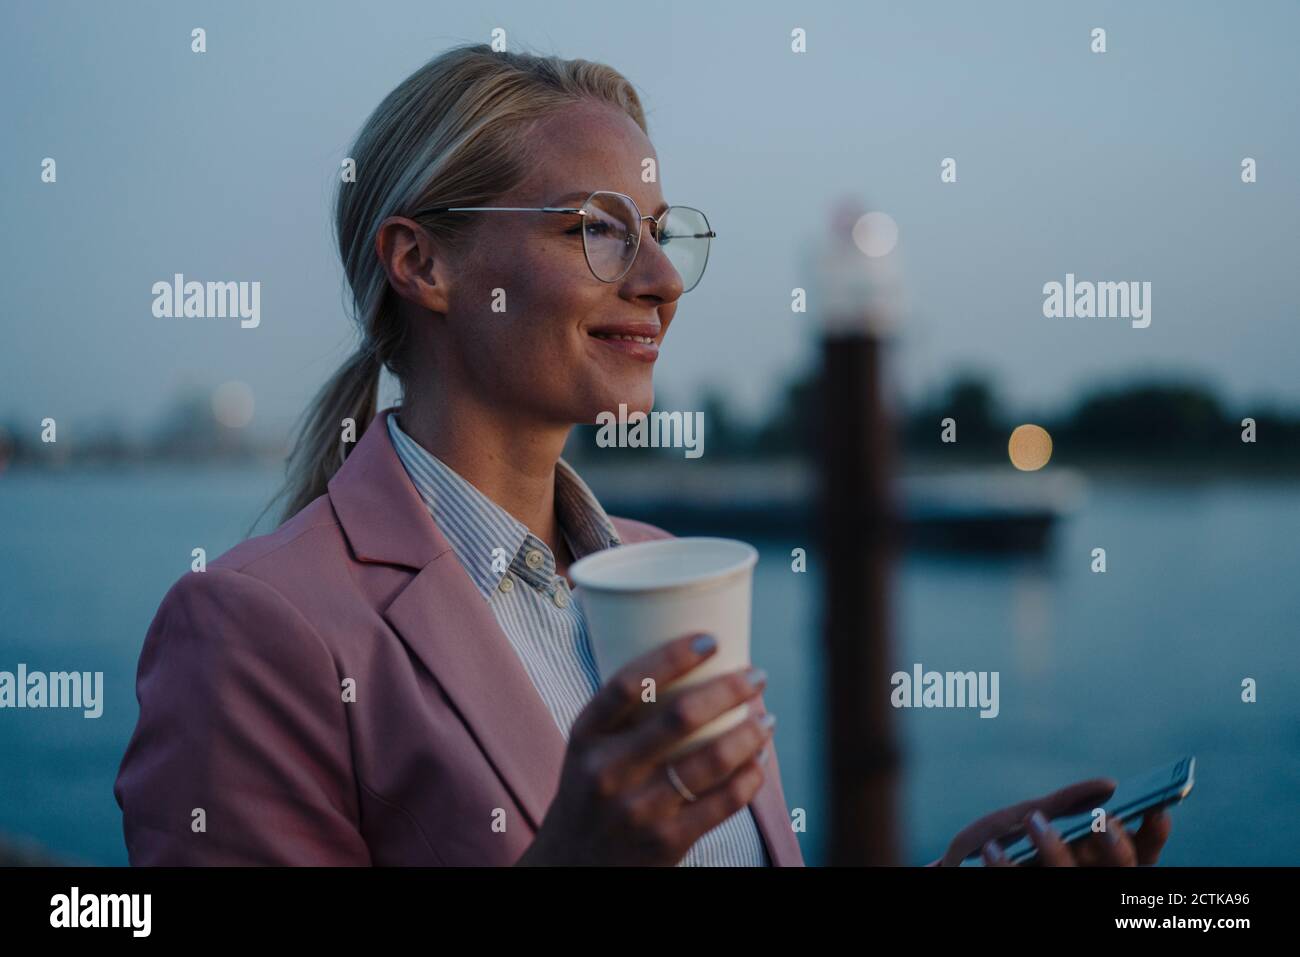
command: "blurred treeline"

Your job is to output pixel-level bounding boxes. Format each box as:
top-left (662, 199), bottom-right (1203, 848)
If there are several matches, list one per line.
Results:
top-left (569, 368), bottom-right (1300, 469)
top-left (2, 370), bottom-right (1297, 470)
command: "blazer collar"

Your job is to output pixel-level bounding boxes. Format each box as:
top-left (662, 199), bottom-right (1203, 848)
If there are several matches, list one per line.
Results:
top-left (327, 407), bottom-right (449, 570)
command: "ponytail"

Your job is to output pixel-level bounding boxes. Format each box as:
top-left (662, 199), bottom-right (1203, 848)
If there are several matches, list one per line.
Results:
top-left (276, 347), bottom-right (381, 522)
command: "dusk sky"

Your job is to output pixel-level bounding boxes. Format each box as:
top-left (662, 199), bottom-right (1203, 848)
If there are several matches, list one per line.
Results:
top-left (4, 0), bottom-right (1297, 438)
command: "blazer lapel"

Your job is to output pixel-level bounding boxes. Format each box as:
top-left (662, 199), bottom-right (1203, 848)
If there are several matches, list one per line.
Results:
top-left (742, 696), bottom-right (803, 866)
top-left (383, 555), bottom-right (569, 831)
top-left (329, 409), bottom-right (567, 832)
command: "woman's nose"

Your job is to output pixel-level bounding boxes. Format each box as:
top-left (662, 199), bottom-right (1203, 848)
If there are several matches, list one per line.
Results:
top-left (634, 219), bottom-right (685, 299)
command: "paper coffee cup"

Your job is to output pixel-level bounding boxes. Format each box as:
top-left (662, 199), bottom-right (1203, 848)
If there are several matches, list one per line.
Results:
top-left (570, 537), bottom-right (759, 760)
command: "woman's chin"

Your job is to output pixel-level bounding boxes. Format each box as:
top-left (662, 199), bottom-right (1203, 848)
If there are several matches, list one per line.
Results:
top-left (577, 394), bottom-right (654, 425)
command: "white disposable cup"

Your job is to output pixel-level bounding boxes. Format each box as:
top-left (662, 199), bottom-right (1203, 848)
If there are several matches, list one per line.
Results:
top-left (570, 537), bottom-right (759, 761)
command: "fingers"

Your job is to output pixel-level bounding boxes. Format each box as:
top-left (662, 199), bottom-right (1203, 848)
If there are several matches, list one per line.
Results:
top-left (611, 701), bottom-right (776, 855)
top-left (671, 751), bottom-right (767, 844)
top-left (998, 777), bottom-right (1118, 831)
top-left (1132, 809), bottom-right (1173, 866)
top-left (637, 707), bottom-right (776, 813)
top-left (942, 776), bottom-right (1118, 865)
top-left (1098, 816), bottom-right (1139, 865)
top-left (941, 810), bottom-right (1023, 866)
top-left (1024, 810), bottom-right (1075, 866)
top-left (1009, 778), bottom-right (1116, 866)
top-left (611, 666), bottom-right (768, 773)
top-left (938, 775), bottom-right (1130, 866)
top-left (1071, 814), bottom-right (1138, 866)
top-left (1052, 810), bottom-right (1170, 866)
top-left (574, 632), bottom-right (718, 737)
top-left (1000, 807), bottom-right (1164, 867)
top-left (981, 840), bottom-right (1014, 867)
top-left (1037, 777), bottom-right (1118, 818)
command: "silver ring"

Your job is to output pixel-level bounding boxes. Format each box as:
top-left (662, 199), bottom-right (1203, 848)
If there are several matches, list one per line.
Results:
top-left (665, 762), bottom-right (698, 802)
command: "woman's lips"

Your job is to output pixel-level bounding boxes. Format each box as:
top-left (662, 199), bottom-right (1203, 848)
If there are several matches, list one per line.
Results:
top-left (588, 332), bottom-right (659, 362)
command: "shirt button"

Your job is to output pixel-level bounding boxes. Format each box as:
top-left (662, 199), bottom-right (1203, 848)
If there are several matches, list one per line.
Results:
top-left (498, 576), bottom-right (515, 594)
top-left (552, 588), bottom-right (569, 608)
top-left (525, 549), bottom-right (545, 570)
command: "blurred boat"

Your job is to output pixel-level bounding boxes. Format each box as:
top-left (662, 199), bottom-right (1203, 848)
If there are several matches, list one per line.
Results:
top-left (583, 461), bottom-right (1087, 553)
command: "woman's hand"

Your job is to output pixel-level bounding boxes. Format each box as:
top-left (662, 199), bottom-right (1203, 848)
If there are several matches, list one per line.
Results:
top-left (938, 777), bottom-right (1174, 867)
top-left (517, 632), bottom-right (774, 866)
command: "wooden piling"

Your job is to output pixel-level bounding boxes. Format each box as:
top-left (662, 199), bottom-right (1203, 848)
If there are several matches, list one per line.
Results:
top-left (819, 329), bottom-right (902, 865)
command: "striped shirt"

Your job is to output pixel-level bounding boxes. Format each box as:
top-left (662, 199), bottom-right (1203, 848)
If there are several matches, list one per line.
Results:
top-left (387, 412), bottom-right (769, 866)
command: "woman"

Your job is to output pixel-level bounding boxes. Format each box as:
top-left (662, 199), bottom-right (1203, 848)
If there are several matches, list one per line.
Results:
top-left (114, 44), bottom-right (1171, 867)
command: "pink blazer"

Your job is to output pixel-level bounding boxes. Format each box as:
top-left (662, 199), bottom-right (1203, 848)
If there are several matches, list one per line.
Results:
top-left (114, 409), bottom-right (805, 866)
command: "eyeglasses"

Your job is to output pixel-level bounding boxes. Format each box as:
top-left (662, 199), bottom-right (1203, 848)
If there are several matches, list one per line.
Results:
top-left (411, 190), bottom-right (716, 293)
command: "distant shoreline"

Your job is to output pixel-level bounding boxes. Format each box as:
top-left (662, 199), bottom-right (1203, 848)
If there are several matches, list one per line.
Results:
top-left (3, 454), bottom-right (1297, 481)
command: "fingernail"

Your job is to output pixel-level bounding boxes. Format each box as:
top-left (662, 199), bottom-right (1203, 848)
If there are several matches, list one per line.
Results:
top-left (691, 634), bottom-right (717, 654)
top-left (1104, 816), bottom-right (1124, 846)
top-left (1027, 810), bottom-right (1050, 837)
top-left (982, 840), bottom-right (1005, 864)
top-left (745, 667), bottom-right (768, 688)
top-left (758, 712), bottom-right (777, 731)
top-left (757, 745), bottom-right (771, 765)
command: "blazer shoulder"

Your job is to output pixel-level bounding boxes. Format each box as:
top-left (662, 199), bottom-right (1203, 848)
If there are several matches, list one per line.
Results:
top-left (157, 494), bottom-right (358, 634)
top-left (608, 514), bottom-right (675, 543)
top-left (147, 562), bottom-right (319, 654)
top-left (119, 537), bottom-right (368, 864)
top-left (208, 493), bottom-right (345, 576)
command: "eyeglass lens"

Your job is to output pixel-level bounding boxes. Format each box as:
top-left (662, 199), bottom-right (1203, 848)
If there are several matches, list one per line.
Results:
top-left (581, 192), bottom-right (711, 292)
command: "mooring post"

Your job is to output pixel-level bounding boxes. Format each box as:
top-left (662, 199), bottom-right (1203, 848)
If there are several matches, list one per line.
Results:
top-left (816, 200), bottom-right (903, 865)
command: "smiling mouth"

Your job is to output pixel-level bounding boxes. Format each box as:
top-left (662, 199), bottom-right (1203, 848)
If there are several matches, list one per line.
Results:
top-left (587, 330), bottom-right (660, 362)
top-left (589, 332), bottom-right (656, 344)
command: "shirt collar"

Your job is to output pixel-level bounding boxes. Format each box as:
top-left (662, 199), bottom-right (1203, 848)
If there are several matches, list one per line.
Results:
top-left (386, 412), bottom-right (621, 599)
top-left (554, 456), bottom-right (622, 554)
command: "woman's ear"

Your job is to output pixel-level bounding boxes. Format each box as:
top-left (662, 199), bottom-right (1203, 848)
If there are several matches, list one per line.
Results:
top-left (375, 216), bottom-right (451, 314)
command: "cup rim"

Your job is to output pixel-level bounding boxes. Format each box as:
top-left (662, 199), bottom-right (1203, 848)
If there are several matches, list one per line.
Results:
top-left (569, 537), bottom-right (758, 595)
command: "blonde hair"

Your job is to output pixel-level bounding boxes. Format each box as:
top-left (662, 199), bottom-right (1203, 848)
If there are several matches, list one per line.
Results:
top-left (275, 42), bottom-right (647, 521)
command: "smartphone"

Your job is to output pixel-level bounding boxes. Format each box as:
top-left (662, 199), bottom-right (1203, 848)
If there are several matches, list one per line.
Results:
top-left (964, 755), bottom-right (1196, 865)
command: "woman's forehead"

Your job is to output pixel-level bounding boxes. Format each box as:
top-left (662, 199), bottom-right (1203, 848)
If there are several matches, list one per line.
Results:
top-left (528, 104), bottom-right (655, 169)
top-left (514, 105), bottom-right (663, 207)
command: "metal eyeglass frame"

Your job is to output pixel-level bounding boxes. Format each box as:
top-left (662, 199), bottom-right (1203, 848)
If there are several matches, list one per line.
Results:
top-left (409, 190), bottom-right (716, 292)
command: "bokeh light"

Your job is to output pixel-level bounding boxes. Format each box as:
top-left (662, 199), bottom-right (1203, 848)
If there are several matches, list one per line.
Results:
top-left (212, 381), bottom-right (255, 429)
top-left (852, 211), bottom-right (900, 258)
top-left (1008, 423), bottom-right (1053, 470)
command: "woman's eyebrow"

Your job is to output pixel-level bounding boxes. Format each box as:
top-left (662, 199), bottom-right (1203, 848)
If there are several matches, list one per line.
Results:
top-left (549, 190), bottom-right (670, 216)
top-left (549, 190), bottom-right (590, 207)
